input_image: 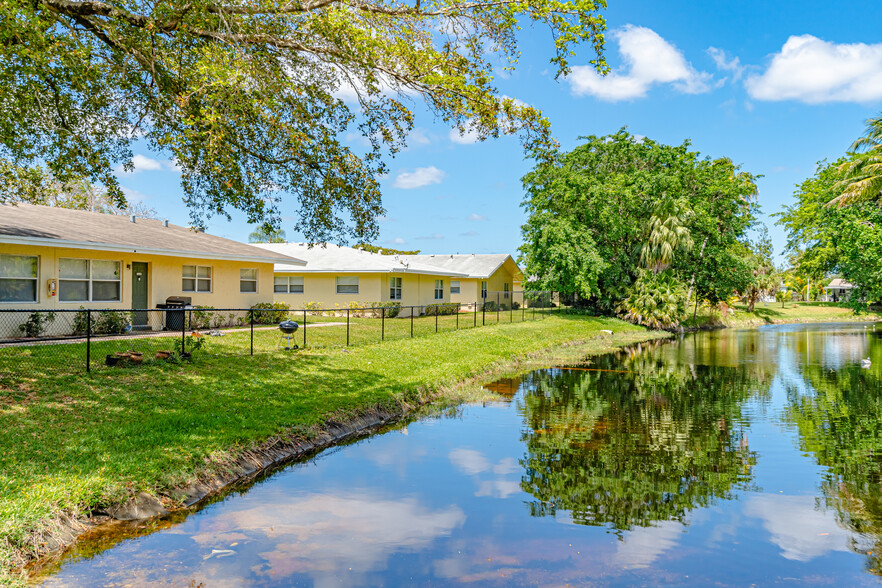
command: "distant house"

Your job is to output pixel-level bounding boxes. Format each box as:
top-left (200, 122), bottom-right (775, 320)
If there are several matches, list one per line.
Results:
top-left (253, 243), bottom-right (468, 313)
top-left (396, 254), bottom-right (523, 308)
top-left (823, 278), bottom-right (856, 302)
top-left (0, 203), bottom-right (304, 332)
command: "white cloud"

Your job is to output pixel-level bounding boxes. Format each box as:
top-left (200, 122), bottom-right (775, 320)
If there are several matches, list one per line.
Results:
top-left (389, 237), bottom-right (406, 245)
top-left (415, 233), bottom-right (444, 240)
top-left (449, 120), bottom-right (481, 145)
top-left (744, 495), bottom-right (856, 562)
top-left (746, 35), bottom-right (882, 103)
top-left (409, 128), bottom-right (432, 146)
top-left (115, 154), bottom-right (165, 175)
top-left (392, 166), bottom-right (445, 189)
top-left (467, 213), bottom-right (488, 221)
top-left (567, 25), bottom-right (713, 101)
top-left (614, 520), bottom-right (685, 568)
top-left (707, 47), bottom-right (745, 82)
top-left (449, 448), bottom-right (490, 475)
top-left (460, 231), bottom-right (478, 237)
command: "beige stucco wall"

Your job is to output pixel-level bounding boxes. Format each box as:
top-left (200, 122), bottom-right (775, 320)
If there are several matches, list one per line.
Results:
top-left (449, 265), bottom-right (520, 308)
top-left (1, 243), bottom-right (275, 336)
top-left (272, 271), bottom-right (452, 312)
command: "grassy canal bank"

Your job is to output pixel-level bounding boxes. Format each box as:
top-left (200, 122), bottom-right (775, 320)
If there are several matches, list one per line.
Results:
top-left (685, 301), bottom-right (882, 330)
top-left (1, 314), bottom-right (666, 583)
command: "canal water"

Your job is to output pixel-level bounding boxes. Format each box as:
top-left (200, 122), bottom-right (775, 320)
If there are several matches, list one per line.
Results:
top-left (36, 323), bottom-right (882, 586)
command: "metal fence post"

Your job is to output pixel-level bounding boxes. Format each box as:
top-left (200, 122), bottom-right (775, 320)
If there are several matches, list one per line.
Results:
top-left (496, 292), bottom-right (500, 324)
top-left (181, 309), bottom-right (186, 354)
top-left (510, 300), bottom-right (513, 323)
top-left (86, 309), bottom-right (91, 373)
top-left (249, 309), bottom-right (254, 356)
top-left (522, 299), bottom-right (525, 322)
top-left (482, 299), bottom-right (486, 326)
top-left (381, 306), bottom-right (385, 341)
top-left (303, 308), bottom-right (307, 348)
top-left (456, 305), bottom-right (459, 330)
top-left (435, 310), bottom-right (438, 334)
top-left (474, 301), bottom-right (477, 328)
top-left (411, 307), bottom-right (414, 337)
top-left (346, 308), bottom-right (350, 347)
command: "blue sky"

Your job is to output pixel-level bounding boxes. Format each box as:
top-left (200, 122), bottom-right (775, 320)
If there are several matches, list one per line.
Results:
top-left (120, 0), bottom-right (882, 263)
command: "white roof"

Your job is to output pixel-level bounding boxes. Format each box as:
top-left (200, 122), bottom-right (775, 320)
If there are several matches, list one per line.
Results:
top-left (254, 243), bottom-right (470, 276)
top-left (397, 254), bottom-right (521, 279)
top-left (825, 278), bottom-right (855, 289)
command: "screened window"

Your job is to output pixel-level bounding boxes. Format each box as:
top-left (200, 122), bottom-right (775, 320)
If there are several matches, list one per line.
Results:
top-left (0, 254), bottom-right (38, 303)
top-left (481, 281), bottom-right (488, 299)
top-left (336, 276), bottom-right (359, 294)
top-left (434, 279), bottom-right (444, 300)
top-left (450, 280), bottom-right (461, 295)
top-left (240, 268), bottom-right (258, 293)
top-left (389, 277), bottom-right (402, 300)
top-left (183, 265), bottom-right (212, 292)
top-left (274, 276), bottom-right (304, 294)
top-left (59, 258), bottom-right (121, 302)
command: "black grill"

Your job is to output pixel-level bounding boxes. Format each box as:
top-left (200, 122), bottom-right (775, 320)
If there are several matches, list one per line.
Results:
top-left (279, 320), bottom-right (299, 334)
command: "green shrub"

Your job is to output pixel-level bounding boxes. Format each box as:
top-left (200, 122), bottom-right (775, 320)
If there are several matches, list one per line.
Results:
top-left (186, 306), bottom-right (215, 329)
top-left (617, 272), bottom-right (687, 330)
top-left (511, 301), bottom-right (521, 310)
top-left (18, 311), bottom-right (56, 338)
top-left (251, 301), bottom-right (291, 324)
top-left (72, 308), bottom-right (131, 335)
top-left (425, 303), bottom-right (459, 316)
top-left (483, 300), bottom-right (497, 312)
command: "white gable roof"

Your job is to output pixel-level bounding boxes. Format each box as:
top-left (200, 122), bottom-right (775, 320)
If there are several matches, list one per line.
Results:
top-left (254, 243), bottom-right (469, 276)
top-left (397, 254), bottom-right (521, 279)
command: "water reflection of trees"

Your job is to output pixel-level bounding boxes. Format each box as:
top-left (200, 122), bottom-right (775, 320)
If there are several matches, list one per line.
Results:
top-left (787, 363), bottom-right (882, 575)
top-left (518, 351), bottom-right (766, 531)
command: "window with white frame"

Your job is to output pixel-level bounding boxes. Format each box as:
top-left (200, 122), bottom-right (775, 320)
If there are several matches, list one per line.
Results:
top-left (389, 276), bottom-right (402, 300)
top-left (0, 254), bottom-right (38, 303)
top-left (434, 279), bottom-right (444, 300)
top-left (240, 268), bottom-right (258, 293)
top-left (59, 258), bottom-right (121, 302)
top-left (336, 276), bottom-right (359, 294)
top-left (274, 276), bottom-right (304, 294)
top-left (450, 280), bottom-right (461, 295)
top-left (182, 265), bottom-right (212, 293)
top-left (481, 281), bottom-right (488, 299)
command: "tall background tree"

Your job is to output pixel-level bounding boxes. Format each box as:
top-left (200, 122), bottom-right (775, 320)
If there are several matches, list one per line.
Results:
top-left (1, 0), bottom-right (608, 242)
top-left (519, 130), bottom-right (758, 328)
top-left (777, 156), bottom-right (882, 306)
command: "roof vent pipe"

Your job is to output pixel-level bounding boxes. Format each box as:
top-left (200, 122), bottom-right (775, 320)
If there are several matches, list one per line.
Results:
top-left (163, 219), bottom-right (169, 227)
top-left (129, 215), bottom-right (136, 223)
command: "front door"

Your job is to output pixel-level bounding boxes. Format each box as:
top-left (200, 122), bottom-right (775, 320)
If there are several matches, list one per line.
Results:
top-left (131, 262), bottom-right (149, 328)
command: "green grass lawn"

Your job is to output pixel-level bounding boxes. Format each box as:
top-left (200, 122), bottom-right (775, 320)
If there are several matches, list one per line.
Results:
top-left (0, 313), bottom-right (659, 581)
top-left (684, 301), bottom-right (882, 329)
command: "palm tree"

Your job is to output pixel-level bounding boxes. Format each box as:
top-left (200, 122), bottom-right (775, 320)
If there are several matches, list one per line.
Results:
top-left (832, 113), bottom-right (882, 207)
top-left (640, 198), bottom-right (693, 273)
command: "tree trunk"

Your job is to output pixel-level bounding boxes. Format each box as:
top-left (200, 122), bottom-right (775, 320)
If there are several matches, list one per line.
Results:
top-left (685, 236), bottom-right (709, 312)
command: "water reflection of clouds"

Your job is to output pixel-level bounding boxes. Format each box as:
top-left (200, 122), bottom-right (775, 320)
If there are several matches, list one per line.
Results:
top-left (613, 520), bottom-right (686, 568)
top-left (190, 492), bottom-right (465, 586)
top-left (744, 495), bottom-right (853, 561)
top-left (449, 448), bottom-right (522, 498)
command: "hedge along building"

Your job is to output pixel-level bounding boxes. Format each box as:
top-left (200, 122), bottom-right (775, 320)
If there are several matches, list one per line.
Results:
top-left (396, 254), bottom-right (524, 309)
top-left (253, 243), bottom-right (469, 316)
top-left (0, 203), bottom-right (305, 336)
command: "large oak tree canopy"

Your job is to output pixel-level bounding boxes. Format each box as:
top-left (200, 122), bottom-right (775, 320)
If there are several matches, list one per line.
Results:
top-left (1, 0), bottom-right (607, 241)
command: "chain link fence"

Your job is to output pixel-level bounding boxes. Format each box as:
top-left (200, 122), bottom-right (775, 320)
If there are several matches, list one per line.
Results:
top-left (0, 291), bottom-right (564, 380)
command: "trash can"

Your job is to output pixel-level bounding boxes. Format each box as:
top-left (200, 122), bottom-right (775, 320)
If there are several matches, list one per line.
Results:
top-left (156, 296), bottom-right (191, 331)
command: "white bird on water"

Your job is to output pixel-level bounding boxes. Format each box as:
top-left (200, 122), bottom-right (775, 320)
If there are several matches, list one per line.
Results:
top-left (862, 357), bottom-right (872, 369)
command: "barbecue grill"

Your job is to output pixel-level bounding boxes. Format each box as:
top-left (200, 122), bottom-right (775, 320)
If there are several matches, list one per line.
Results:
top-left (156, 296), bottom-right (191, 331)
top-left (278, 320), bottom-right (299, 350)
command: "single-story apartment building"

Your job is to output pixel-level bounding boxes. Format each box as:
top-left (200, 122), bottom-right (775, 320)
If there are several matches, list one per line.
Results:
top-left (824, 278), bottom-right (856, 302)
top-left (254, 243), bottom-right (469, 314)
top-left (0, 203), bottom-right (304, 335)
top-left (396, 254), bottom-right (524, 309)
